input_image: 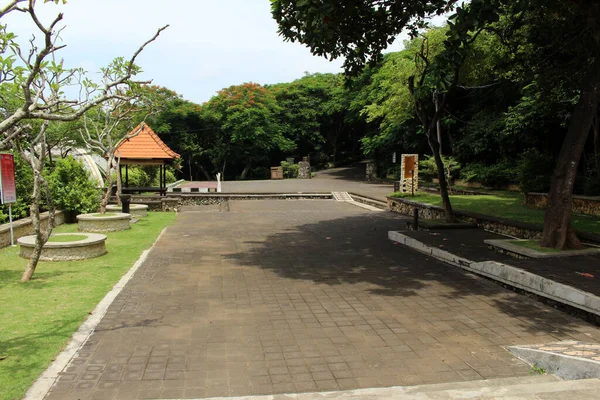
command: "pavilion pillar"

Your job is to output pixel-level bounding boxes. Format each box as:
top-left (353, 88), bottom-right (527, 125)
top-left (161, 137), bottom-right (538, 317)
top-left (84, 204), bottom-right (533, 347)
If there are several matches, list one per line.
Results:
top-left (125, 165), bottom-right (129, 188)
top-left (160, 164), bottom-right (164, 196)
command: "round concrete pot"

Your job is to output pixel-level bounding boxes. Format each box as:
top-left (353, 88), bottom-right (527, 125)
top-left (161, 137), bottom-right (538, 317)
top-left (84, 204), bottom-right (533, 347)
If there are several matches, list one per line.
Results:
top-left (77, 212), bottom-right (131, 232)
top-left (18, 233), bottom-right (107, 261)
top-left (106, 204), bottom-right (148, 218)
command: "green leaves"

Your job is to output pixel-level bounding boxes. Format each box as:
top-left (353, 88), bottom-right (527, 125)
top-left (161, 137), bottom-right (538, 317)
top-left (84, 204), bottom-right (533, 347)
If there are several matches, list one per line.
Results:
top-left (47, 156), bottom-right (100, 214)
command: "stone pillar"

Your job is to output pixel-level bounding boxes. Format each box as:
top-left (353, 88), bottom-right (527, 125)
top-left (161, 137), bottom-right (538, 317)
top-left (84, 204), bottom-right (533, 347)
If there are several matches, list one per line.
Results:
top-left (161, 197), bottom-right (180, 212)
top-left (400, 154), bottom-right (419, 193)
top-left (298, 156), bottom-right (311, 179)
top-left (366, 162), bottom-right (377, 181)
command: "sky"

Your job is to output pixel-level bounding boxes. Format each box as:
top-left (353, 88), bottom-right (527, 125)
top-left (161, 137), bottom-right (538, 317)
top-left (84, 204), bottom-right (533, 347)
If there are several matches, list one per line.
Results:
top-left (3, 0), bottom-right (443, 105)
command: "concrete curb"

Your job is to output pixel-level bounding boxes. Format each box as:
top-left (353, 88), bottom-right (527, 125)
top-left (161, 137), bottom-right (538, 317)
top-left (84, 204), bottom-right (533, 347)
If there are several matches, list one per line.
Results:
top-left (484, 239), bottom-right (600, 259)
top-left (388, 231), bottom-right (600, 318)
top-left (509, 345), bottom-right (600, 380)
top-left (159, 377), bottom-right (600, 400)
top-left (24, 227), bottom-right (169, 400)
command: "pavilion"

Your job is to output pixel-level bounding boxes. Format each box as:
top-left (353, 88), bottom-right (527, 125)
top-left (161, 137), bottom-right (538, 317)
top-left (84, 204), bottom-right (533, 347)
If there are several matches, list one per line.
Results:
top-left (114, 122), bottom-right (180, 196)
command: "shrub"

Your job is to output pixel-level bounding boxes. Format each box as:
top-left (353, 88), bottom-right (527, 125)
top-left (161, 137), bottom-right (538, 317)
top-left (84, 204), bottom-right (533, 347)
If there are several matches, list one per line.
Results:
top-left (124, 167), bottom-right (151, 187)
top-left (419, 155), bottom-right (461, 181)
top-left (251, 166), bottom-right (270, 180)
top-left (387, 165), bottom-right (403, 180)
top-left (460, 161), bottom-right (514, 187)
top-left (149, 166), bottom-right (177, 186)
top-left (280, 161), bottom-right (299, 179)
top-left (517, 149), bottom-right (554, 193)
top-left (48, 157), bottom-right (100, 215)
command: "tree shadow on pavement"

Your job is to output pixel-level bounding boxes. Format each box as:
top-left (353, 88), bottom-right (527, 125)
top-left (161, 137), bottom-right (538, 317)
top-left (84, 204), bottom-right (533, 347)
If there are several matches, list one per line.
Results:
top-left (225, 211), bottom-right (598, 339)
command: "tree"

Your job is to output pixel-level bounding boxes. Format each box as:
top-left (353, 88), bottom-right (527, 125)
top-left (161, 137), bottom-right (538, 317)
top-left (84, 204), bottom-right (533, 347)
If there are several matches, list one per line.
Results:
top-left (0, 0), bottom-right (167, 281)
top-left (273, 0), bottom-right (497, 222)
top-left (269, 73), bottom-right (352, 165)
top-left (142, 86), bottom-right (210, 180)
top-left (80, 91), bottom-right (142, 213)
top-left (203, 82), bottom-right (294, 179)
top-left (507, 0), bottom-right (600, 249)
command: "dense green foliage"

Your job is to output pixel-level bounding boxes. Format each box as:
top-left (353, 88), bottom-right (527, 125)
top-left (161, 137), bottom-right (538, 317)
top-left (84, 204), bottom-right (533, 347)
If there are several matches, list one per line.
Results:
top-left (122, 2), bottom-right (594, 191)
top-left (48, 157), bottom-right (100, 215)
top-left (5, 1), bottom-right (598, 199)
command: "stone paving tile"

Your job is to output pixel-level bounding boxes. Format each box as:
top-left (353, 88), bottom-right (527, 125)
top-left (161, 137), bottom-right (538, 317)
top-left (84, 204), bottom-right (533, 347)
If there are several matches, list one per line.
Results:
top-left (45, 200), bottom-right (600, 399)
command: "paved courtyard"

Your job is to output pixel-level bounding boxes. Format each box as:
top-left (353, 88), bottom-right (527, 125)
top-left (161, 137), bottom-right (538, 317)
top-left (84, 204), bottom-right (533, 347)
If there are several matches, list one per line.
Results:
top-left (221, 165), bottom-right (394, 201)
top-left (46, 200), bottom-right (600, 400)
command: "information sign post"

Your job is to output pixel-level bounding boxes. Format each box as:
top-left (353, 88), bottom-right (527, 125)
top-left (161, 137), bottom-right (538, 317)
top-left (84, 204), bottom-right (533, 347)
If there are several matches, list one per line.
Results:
top-left (0, 154), bottom-right (17, 245)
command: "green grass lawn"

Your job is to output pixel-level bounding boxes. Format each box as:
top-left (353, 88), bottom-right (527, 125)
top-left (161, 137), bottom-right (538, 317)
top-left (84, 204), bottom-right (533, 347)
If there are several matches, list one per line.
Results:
top-left (390, 191), bottom-right (600, 235)
top-left (47, 234), bottom-right (89, 243)
top-left (0, 212), bottom-right (176, 400)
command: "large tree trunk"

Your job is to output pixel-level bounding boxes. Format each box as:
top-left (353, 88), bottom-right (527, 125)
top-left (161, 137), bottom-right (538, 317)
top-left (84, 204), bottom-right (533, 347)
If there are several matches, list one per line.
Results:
top-left (21, 162), bottom-right (55, 282)
top-left (100, 156), bottom-right (114, 214)
top-left (240, 162), bottom-right (251, 180)
top-left (426, 132), bottom-right (456, 223)
top-left (199, 165), bottom-right (211, 181)
top-left (594, 111), bottom-right (600, 156)
top-left (22, 175), bottom-right (45, 281)
top-left (540, 60), bottom-right (600, 249)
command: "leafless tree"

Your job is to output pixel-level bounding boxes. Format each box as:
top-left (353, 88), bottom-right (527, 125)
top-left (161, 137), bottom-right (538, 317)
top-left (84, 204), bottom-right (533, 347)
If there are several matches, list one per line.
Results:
top-left (0, 0), bottom-right (168, 281)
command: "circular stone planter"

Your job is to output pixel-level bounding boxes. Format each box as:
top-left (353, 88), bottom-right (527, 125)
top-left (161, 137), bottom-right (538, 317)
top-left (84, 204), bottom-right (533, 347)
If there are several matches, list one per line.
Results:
top-left (77, 213), bottom-right (131, 232)
top-left (106, 204), bottom-right (148, 218)
top-left (18, 233), bottom-right (107, 261)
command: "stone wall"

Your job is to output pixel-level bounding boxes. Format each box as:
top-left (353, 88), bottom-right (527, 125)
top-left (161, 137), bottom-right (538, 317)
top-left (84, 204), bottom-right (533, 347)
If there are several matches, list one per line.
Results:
top-left (0, 211), bottom-right (65, 249)
top-left (298, 161), bottom-right (311, 179)
top-left (526, 193), bottom-right (600, 217)
top-left (78, 214), bottom-right (131, 233)
top-left (399, 154), bottom-right (419, 193)
top-left (159, 194), bottom-right (334, 211)
top-left (386, 197), bottom-right (599, 243)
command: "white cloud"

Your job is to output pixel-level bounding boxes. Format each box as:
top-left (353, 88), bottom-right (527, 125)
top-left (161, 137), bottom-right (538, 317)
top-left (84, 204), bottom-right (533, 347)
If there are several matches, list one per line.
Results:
top-left (1, 0), bottom-right (447, 104)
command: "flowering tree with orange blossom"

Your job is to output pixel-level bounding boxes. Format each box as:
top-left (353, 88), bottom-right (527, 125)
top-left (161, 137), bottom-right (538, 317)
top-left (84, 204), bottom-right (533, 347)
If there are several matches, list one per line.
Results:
top-left (202, 82), bottom-right (295, 179)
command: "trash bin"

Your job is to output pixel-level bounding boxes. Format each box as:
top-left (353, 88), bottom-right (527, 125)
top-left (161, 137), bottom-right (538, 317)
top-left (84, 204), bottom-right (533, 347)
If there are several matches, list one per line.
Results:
top-left (121, 194), bottom-right (131, 214)
top-left (270, 166), bottom-right (283, 180)
top-left (393, 181), bottom-right (400, 192)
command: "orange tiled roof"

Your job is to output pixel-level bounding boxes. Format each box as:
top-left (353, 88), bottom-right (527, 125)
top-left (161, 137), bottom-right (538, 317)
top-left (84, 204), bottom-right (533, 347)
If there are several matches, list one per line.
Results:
top-left (115, 122), bottom-right (180, 160)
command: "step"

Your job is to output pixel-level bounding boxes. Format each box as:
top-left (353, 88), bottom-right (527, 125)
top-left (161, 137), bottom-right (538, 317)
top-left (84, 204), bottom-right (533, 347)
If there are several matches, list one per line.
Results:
top-left (176, 376), bottom-right (600, 400)
top-left (349, 193), bottom-right (388, 209)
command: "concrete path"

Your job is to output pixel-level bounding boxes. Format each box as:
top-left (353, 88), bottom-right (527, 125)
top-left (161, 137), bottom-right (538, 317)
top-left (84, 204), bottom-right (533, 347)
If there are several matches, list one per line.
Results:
top-left (221, 166), bottom-right (394, 202)
top-left (45, 200), bottom-right (600, 400)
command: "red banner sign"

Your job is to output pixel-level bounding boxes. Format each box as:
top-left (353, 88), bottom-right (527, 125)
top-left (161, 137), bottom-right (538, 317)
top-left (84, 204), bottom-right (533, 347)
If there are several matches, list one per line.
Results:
top-left (0, 154), bottom-right (17, 204)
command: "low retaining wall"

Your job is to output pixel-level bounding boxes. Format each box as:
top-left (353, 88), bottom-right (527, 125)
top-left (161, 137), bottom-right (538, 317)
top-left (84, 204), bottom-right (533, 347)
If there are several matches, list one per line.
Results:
top-left (0, 211), bottom-right (65, 249)
top-left (78, 213), bottom-right (131, 232)
top-left (106, 204), bottom-right (148, 218)
top-left (113, 193), bottom-right (334, 212)
top-left (386, 196), bottom-right (600, 244)
top-left (18, 233), bottom-right (107, 261)
top-left (526, 192), bottom-right (600, 217)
